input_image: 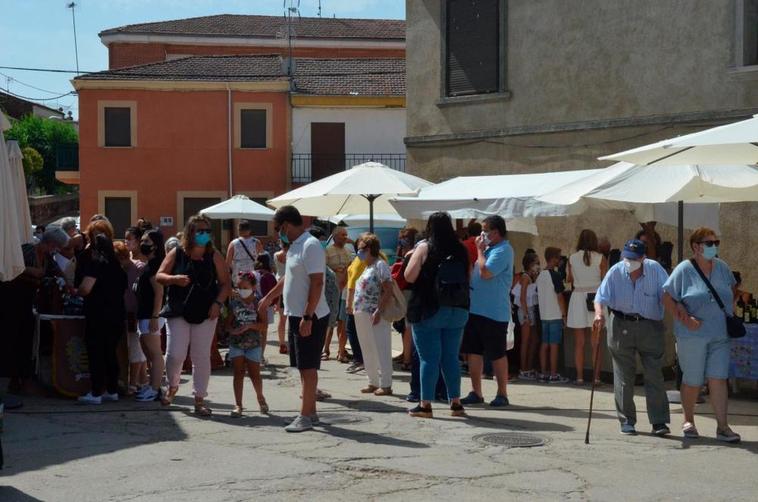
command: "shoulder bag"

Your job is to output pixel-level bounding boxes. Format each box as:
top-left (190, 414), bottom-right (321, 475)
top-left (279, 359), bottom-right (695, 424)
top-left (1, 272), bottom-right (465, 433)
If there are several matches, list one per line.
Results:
top-left (690, 259), bottom-right (745, 339)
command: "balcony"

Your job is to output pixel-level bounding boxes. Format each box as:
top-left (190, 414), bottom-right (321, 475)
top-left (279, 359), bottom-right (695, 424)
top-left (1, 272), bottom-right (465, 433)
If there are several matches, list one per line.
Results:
top-left (55, 143), bottom-right (80, 184)
top-left (291, 153), bottom-right (406, 183)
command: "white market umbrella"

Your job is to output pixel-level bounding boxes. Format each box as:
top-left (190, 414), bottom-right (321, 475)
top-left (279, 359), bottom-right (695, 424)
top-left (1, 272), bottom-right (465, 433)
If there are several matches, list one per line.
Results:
top-left (327, 213), bottom-right (407, 228)
top-left (389, 169), bottom-right (601, 220)
top-left (200, 194), bottom-right (274, 220)
top-left (600, 114), bottom-right (758, 166)
top-left (7, 140), bottom-right (33, 244)
top-left (268, 162), bottom-right (432, 233)
top-left (0, 113), bottom-right (25, 281)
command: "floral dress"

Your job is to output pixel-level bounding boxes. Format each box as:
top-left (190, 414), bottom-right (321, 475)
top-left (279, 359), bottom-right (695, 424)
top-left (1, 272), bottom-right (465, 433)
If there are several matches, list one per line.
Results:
top-left (229, 296), bottom-right (261, 350)
top-left (353, 260), bottom-right (392, 314)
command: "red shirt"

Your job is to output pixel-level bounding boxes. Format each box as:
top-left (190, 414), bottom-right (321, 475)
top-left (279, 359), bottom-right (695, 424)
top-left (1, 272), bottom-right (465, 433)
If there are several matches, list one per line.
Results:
top-left (463, 237), bottom-right (478, 266)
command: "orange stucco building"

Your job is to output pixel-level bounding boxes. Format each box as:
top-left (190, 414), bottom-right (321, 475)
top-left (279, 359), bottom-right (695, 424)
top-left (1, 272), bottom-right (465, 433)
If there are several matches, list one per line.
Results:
top-left (63, 14), bottom-right (406, 243)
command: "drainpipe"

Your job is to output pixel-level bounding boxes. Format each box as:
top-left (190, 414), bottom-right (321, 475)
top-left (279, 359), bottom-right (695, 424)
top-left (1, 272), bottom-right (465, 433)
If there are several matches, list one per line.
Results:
top-left (227, 84), bottom-right (233, 198)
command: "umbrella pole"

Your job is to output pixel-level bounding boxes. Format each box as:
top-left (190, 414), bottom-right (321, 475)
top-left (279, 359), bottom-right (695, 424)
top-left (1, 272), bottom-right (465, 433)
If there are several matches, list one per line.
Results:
top-left (676, 200), bottom-right (684, 263)
top-left (364, 194), bottom-right (378, 234)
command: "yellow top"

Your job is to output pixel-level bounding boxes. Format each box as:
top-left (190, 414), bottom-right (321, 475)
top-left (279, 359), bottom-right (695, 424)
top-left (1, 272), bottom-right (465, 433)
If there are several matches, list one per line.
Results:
top-left (346, 253), bottom-right (389, 290)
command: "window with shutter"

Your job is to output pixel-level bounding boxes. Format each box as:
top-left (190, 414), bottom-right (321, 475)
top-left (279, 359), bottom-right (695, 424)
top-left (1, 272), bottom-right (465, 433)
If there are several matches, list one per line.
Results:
top-left (240, 109), bottom-right (268, 149)
top-left (104, 107), bottom-right (132, 147)
top-left (445, 0), bottom-right (501, 97)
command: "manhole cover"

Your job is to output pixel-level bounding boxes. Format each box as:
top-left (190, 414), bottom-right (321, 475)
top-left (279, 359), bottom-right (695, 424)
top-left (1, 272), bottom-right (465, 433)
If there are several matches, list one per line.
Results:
top-left (317, 413), bottom-right (371, 425)
top-left (473, 432), bottom-right (546, 448)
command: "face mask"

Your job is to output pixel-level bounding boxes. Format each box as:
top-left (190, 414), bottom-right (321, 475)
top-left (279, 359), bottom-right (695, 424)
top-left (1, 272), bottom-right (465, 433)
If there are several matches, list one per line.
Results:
top-left (530, 265), bottom-right (541, 275)
top-left (481, 231), bottom-right (491, 246)
top-left (357, 249), bottom-right (368, 261)
top-left (140, 243), bottom-right (154, 256)
top-left (278, 227), bottom-right (289, 245)
top-left (321, 241), bottom-right (328, 249)
top-left (238, 289), bottom-right (254, 299)
top-left (398, 238), bottom-right (410, 249)
top-left (194, 231), bottom-right (211, 247)
top-left (703, 245), bottom-right (718, 261)
top-left (623, 258), bottom-right (642, 272)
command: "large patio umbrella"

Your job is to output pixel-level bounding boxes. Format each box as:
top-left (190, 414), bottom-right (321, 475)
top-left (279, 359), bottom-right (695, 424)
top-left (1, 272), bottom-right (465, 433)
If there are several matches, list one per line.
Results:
top-left (268, 162), bottom-right (432, 233)
top-left (0, 113), bottom-right (25, 281)
top-left (7, 140), bottom-right (33, 244)
top-left (200, 194), bottom-right (274, 220)
top-left (600, 114), bottom-right (758, 166)
top-left (544, 162), bottom-right (758, 261)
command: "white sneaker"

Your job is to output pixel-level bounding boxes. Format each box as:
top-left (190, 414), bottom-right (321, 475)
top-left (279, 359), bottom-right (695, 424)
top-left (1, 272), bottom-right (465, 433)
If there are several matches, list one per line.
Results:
top-left (285, 413), bottom-right (320, 425)
top-left (77, 392), bottom-right (102, 405)
top-left (101, 392), bottom-right (119, 402)
top-left (135, 387), bottom-right (159, 402)
top-left (284, 414), bottom-right (313, 432)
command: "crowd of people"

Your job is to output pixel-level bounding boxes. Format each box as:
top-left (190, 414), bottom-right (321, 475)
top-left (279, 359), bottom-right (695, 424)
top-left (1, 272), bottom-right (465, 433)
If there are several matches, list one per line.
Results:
top-left (5, 206), bottom-right (743, 442)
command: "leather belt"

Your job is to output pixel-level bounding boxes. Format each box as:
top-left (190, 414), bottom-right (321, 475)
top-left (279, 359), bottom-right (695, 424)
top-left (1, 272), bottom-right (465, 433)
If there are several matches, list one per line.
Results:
top-left (610, 309), bottom-right (649, 322)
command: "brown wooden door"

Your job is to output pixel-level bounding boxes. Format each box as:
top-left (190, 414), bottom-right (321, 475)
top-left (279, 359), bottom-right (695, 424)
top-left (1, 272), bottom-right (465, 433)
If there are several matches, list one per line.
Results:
top-left (310, 122), bottom-right (345, 181)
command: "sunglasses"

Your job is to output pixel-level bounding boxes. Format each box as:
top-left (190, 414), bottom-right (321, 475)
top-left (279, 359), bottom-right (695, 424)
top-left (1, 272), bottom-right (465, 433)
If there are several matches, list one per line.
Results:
top-left (196, 229), bottom-right (211, 235)
top-left (699, 240), bottom-right (720, 247)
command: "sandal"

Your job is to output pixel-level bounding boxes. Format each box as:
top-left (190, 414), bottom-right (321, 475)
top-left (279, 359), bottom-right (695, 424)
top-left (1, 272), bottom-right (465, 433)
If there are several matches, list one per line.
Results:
top-left (316, 389), bottom-right (331, 401)
top-left (161, 386), bottom-right (179, 406)
top-left (230, 406), bottom-right (243, 418)
top-left (408, 404), bottom-right (433, 418)
top-left (194, 402), bottom-right (213, 417)
top-left (682, 422), bottom-right (699, 439)
top-left (361, 385), bottom-right (379, 394)
top-left (337, 352), bottom-right (351, 364)
top-left (258, 399), bottom-right (269, 414)
top-left (321, 351), bottom-right (330, 361)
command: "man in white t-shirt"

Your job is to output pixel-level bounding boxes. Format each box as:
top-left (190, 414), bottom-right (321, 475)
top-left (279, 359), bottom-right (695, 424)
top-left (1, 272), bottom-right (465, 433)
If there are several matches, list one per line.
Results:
top-left (226, 220), bottom-right (264, 283)
top-left (259, 206), bottom-right (329, 432)
top-left (536, 247), bottom-right (569, 384)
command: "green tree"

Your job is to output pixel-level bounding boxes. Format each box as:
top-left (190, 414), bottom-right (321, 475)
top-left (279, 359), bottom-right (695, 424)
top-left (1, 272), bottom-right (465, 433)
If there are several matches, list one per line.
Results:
top-left (5, 115), bottom-right (78, 193)
top-left (21, 146), bottom-right (44, 177)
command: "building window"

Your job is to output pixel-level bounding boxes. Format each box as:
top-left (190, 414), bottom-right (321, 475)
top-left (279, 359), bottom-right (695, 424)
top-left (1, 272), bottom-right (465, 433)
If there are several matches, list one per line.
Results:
top-left (104, 197), bottom-right (132, 238)
top-left (249, 198), bottom-right (269, 236)
top-left (98, 101), bottom-right (136, 147)
top-left (444, 0), bottom-right (506, 97)
top-left (240, 109), bottom-right (267, 148)
top-left (104, 107), bottom-right (132, 147)
top-left (737, 0), bottom-right (758, 67)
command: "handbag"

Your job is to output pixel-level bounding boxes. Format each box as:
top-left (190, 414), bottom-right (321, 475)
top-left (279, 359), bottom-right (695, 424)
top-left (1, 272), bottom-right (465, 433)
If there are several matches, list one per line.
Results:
top-left (585, 292), bottom-right (596, 312)
top-left (690, 259), bottom-right (745, 339)
top-left (382, 279), bottom-right (408, 322)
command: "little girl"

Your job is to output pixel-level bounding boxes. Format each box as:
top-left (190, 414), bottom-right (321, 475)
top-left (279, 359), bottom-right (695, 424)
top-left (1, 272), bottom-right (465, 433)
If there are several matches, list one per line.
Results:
top-left (228, 272), bottom-right (269, 417)
top-left (512, 252), bottom-right (540, 380)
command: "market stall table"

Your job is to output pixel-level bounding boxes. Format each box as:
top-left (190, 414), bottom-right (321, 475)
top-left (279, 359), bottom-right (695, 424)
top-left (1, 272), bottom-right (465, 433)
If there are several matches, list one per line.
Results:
top-left (730, 323), bottom-right (758, 392)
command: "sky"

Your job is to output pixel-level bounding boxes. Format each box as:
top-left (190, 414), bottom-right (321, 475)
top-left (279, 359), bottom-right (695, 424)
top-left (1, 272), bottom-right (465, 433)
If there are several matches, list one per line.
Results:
top-left (0, 0), bottom-right (405, 119)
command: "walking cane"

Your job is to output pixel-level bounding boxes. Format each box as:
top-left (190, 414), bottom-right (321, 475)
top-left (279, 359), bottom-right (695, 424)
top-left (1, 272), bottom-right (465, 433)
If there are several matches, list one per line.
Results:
top-left (584, 323), bottom-right (602, 445)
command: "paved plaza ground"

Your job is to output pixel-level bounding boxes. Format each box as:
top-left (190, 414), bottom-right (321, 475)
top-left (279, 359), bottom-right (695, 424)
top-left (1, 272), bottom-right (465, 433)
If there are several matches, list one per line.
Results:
top-left (2, 327), bottom-right (758, 501)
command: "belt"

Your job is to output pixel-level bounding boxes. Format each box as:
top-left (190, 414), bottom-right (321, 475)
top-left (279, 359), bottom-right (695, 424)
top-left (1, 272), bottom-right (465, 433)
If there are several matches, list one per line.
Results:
top-left (610, 309), bottom-right (649, 322)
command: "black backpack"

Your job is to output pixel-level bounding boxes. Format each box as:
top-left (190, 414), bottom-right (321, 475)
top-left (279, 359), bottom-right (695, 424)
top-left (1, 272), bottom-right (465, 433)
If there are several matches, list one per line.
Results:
top-left (435, 254), bottom-right (470, 309)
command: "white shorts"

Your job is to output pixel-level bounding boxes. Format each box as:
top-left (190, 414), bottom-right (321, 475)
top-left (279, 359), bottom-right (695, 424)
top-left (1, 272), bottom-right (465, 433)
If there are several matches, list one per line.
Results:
top-left (138, 317), bottom-right (166, 336)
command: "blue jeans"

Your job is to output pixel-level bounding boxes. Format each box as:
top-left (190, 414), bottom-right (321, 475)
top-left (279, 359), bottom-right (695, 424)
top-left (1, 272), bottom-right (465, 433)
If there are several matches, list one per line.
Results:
top-left (411, 307), bottom-right (468, 402)
top-left (410, 337), bottom-right (448, 399)
top-left (346, 314), bottom-right (363, 364)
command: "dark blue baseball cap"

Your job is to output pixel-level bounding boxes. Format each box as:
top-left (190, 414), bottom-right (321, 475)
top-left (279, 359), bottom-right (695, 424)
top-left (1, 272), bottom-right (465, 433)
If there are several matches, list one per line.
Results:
top-left (621, 239), bottom-right (646, 260)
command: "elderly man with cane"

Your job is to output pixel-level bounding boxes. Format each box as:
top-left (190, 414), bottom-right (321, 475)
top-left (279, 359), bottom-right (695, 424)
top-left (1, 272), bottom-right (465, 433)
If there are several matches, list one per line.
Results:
top-left (593, 239), bottom-right (671, 436)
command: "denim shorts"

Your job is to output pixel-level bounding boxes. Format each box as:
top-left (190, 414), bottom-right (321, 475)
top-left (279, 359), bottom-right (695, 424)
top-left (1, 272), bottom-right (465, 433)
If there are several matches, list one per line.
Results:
top-left (676, 334), bottom-right (731, 386)
top-left (228, 345), bottom-right (263, 363)
top-left (517, 306), bottom-right (537, 327)
top-left (541, 319), bottom-right (563, 345)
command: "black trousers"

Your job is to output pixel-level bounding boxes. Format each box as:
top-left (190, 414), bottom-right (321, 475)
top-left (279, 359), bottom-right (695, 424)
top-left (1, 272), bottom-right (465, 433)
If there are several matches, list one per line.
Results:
top-left (85, 317), bottom-right (124, 396)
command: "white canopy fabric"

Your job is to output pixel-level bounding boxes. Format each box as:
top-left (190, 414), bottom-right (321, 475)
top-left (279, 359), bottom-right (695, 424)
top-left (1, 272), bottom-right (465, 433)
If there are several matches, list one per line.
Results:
top-left (200, 194), bottom-right (274, 220)
top-left (389, 169), bottom-right (601, 220)
top-left (600, 114), bottom-right (758, 166)
top-left (268, 162), bottom-right (432, 217)
top-left (327, 213), bottom-right (407, 228)
top-left (7, 140), bottom-right (33, 244)
top-left (536, 162), bottom-right (723, 230)
top-left (1, 113), bottom-right (25, 281)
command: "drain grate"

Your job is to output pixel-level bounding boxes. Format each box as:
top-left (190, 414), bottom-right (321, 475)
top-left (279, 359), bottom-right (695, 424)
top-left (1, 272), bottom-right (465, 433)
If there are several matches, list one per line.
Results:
top-left (473, 432), bottom-right (546, 448)
top-left (317, 413), bottom-right (372, 425)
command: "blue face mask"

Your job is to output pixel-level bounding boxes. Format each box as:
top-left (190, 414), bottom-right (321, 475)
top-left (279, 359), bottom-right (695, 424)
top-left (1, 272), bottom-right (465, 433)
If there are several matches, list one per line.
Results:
top-left (703, 245), bottom-right (718, 260)
top-left (278, 227), bottom-right (289, 245)
top-left (357, 249), bottom-right (368, 261)
top-left (320, 241), bottom-right (328, 249)
top-left (194, 231), bottom-right (211, 247)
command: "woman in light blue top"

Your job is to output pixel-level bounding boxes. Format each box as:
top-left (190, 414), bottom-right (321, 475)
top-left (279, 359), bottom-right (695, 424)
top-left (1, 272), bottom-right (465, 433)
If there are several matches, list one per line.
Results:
top-left (663, 227), bottom-right (740, 443)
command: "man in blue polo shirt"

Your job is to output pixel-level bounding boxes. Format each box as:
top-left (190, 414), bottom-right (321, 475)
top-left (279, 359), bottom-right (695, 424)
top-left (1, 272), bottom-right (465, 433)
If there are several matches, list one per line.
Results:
top-left (460, 215), bottom-right (514, 407)
top-left (594, 239), bottom-right (670, 437)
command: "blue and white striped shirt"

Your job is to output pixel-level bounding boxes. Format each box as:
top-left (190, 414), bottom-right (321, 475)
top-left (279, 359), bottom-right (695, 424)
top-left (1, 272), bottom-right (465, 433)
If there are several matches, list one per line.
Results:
top-left (595, 259), bottom-right (669, 321)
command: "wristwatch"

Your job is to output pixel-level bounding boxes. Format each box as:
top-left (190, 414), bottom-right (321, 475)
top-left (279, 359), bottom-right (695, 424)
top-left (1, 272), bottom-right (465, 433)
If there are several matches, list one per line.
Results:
top-left (302, 313), bottom-right (315, 322)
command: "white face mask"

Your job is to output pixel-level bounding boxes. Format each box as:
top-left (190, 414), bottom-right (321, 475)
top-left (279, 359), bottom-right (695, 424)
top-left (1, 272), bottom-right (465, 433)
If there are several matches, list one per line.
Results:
top-left (238, 289), bottom-right (254, 299)
top-left (623, 258), bottom-right (642, 272)
top-left (480, 231), bottom-right (491, 246)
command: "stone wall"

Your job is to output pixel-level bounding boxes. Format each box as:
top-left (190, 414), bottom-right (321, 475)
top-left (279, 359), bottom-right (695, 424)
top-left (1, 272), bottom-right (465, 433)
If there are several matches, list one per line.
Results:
top-left (28, 194), bottom-right (79, 225)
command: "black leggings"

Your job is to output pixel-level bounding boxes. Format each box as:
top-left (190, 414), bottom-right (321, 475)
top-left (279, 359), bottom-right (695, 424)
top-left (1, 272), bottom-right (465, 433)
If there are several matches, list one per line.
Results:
top-left (85, 318), bottom-right (124, 396)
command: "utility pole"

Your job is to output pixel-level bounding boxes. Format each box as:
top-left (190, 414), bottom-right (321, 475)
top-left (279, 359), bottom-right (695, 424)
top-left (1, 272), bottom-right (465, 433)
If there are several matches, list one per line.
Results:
top-left (67, 2), bottom-right (80, 75)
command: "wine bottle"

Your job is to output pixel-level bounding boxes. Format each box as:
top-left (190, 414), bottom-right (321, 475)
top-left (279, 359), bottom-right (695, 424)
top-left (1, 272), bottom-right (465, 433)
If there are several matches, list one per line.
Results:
top-left (735, 298), bottom-right (745, 319)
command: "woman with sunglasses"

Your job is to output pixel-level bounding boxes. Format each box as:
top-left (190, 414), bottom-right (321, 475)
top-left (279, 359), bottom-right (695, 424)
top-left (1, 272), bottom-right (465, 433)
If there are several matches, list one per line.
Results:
top-left (663, 227), bottom-right (741, 442)
top-left (157, 215), bottom-right (231, 416)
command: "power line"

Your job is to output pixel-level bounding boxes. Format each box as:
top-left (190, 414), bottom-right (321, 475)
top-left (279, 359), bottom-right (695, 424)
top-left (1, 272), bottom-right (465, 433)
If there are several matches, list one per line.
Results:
top-left (67, 2), bottom-right (81, 75)
top-left (0, 65), bottom-right (94, 74)
top-left (0, 89), bottom-right (77, 101)
top-left (0, 72), bottom-right (72, 95)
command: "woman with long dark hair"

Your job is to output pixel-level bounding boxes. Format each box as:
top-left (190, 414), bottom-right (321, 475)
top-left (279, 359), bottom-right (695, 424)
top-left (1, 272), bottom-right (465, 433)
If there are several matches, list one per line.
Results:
top-left (134, 229), bottom-right (167, 402)
top-left (404, 212), bottom-right (470, 418)
top-left (76, 226), bottom-right (128, 405)
top-left (567, 229), bottom-right (608, 385)
top-left (157, 215), bottom-right (231, 415)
